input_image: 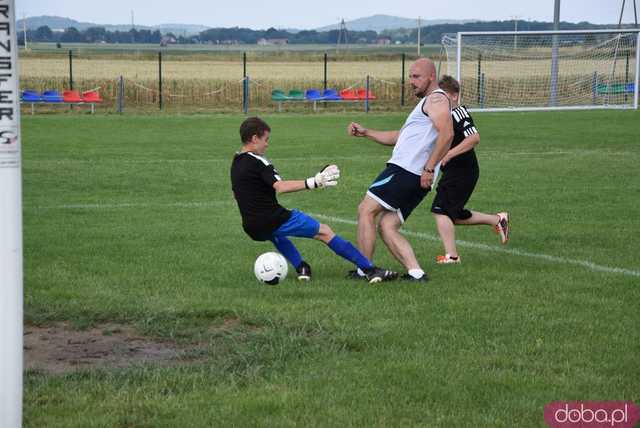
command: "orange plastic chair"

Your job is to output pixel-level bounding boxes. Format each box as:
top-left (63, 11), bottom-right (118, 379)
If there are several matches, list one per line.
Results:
top-left (339, 88), bottom-right (358, 100)
top-left (82, 91), bottom-right (103, 103)
top-left (63, 90), bottom-right (83, 103)
top-left (357, 88), bottom-right (376, 100)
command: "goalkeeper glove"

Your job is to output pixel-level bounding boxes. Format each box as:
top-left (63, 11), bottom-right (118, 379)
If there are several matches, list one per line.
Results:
top-left (305, 164), bottom-right (340, 189)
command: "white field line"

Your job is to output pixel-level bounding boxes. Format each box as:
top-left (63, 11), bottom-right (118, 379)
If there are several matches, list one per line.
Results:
top-left (23, 150), bottom-right (635, 165)
top-left (26, 201), bottom-right (640, 278)
top-left (310, 213), bottom-right (640, 278)
top-left (32, 201), bottom-right (233, 210)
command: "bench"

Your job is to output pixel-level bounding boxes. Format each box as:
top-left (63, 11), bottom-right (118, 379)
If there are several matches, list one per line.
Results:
top-left (272, 88), bottom-right (376, 112)
top-left (595, 83), bottom-right (635, 95)
top-left (21, 90), bottom-right (103, 114)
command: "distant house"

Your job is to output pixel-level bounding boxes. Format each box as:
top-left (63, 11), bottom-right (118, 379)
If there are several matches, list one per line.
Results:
top-left (376, 37), bottom-right (392, 45)
top-left (257, 38), bottom-right (288, 46)
top-left (160, 36), bottom-right (177, 46)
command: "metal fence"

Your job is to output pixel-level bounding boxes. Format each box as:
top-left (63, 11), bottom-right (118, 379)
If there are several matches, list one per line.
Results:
top-left (19, 47), bottom-right (443, 114)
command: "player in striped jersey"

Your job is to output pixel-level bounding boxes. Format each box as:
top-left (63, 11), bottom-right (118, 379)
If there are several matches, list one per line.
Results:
top-left (431, 76), bottom-right (510, 264)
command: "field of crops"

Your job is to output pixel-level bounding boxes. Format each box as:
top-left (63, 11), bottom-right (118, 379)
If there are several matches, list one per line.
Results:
top-left (20, 58), bottom-right (412, 81)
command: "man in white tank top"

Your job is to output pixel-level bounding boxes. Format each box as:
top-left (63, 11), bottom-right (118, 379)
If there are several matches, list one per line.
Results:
top-left (347, 58), bottom-right (453, 281)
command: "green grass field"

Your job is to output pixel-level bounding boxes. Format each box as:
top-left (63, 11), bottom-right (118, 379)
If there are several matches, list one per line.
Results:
top-left (22, 110), bottom-right (640, 427)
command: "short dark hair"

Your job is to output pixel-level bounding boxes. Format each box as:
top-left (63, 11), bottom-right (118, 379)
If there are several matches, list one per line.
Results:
top-left (438, 75), bottom-right (460, 94)
top-left (239, 117), bottom-right (271, 144)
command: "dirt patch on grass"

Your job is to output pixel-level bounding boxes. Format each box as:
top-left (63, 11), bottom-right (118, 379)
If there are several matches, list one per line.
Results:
top-left (24, 322), bottom-right (205, 375)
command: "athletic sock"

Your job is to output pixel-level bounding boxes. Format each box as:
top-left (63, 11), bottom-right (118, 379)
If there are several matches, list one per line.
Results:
top-left (270, 236), bottom-right (302, 269)
top-left (327, 235), bottom-right (374, 270)
top-left (408, 269), bottom-right (425, 279)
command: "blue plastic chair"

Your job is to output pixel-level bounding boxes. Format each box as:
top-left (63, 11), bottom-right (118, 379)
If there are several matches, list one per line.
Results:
top-left (305, 89), bottom-right (323, 100)
top-left (21, 90), bottom-right (42, 102)
top-left (322, 88), bottom-right (341, 100)
top-left (42, 90), bottom-right (63, 103)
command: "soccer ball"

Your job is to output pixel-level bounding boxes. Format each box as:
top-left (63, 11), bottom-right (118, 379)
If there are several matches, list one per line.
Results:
top-left (254, 252), bottom-right (288, 285)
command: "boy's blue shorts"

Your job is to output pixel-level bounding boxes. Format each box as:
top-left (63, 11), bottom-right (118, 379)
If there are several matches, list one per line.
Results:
top-left (271, 209), bottom-right (320, 239)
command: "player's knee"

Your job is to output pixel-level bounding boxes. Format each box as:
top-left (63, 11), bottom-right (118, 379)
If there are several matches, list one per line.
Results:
top-left (315, 223), bottom-right (335, 242)
top-left (358, 199), bottom-right (376, 219)
top-left (357, 200), bottom-right (367, 216)
top-left (379, 214), bottom-right (400, 235)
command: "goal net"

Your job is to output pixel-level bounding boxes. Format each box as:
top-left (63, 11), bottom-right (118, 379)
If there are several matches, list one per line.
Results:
top-left (441, 30), bottom-right (640, 111)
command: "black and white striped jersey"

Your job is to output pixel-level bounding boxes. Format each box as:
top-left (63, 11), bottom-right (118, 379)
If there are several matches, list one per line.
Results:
top-left (451, 105), bottom-right (478, 142)
top-left (445, 105), bottom-right (479, 170)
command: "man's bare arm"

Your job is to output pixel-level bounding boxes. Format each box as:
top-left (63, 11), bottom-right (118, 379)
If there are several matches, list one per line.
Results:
top-left (348, 122), bottom-right (399, 146)
top-left (421, 93), bottom-right (454, 188)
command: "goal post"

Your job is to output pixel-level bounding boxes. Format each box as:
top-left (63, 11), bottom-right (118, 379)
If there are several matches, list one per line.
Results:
top-left (441, 29), bottom-right (640, 111)
top-left (0, 0), bottom-right (23, 427)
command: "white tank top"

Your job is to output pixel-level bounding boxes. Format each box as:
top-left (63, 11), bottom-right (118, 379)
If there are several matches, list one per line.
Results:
top-left (388, 89), bottom-right (447, 176)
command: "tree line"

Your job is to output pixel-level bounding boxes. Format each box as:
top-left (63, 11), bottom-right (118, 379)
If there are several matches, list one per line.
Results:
top-left (19, 20), bottom-right (620, 46)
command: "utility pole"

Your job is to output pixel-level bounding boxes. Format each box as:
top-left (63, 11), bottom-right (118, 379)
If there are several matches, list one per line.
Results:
top-left (618, 0), bottom-right (639, 27)
top-left (22, 13), bottom-right (27, 50)
top-left (417, 16), bottom-right (421, 56)
top-left (511, 15), bottom-right (521, 49)
top-left (336, 18), bottom-right (348, 53)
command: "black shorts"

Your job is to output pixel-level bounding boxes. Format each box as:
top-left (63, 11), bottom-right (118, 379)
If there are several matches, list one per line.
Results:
top-left (431, 164), bottom-right (479, 221)
top-left (367, 163), bottom-right (429, 223)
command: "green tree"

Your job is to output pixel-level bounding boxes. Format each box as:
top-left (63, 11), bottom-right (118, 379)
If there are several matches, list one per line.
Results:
top-left (34, 26), bottom-right (53, 42)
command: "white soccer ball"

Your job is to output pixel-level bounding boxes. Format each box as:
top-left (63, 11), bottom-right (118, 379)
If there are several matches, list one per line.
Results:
top-left (254, 252), bottom-right (288, 285)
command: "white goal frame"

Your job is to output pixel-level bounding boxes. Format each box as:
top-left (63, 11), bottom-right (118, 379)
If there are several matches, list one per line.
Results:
top-left (444, 29), bottom-right (640, 112)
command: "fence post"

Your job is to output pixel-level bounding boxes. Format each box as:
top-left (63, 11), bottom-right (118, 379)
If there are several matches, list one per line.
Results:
top-left (68, 49), bottom-right (73, 110)
top-left (477, 53), bottom-right (482, 105)
top-left (68, 50), bottom-right (73, 90)
top-left (625, 50), bottom-right (630, 105)
top-left (158, 52), bottom-right (163, 110)
top-left (365, 75), bottom-right (370, 113)
top-left (323, 52), bottom-right (328, 91)
top-left (117, 75), bottom-right (124, 114)
top-left (243, 76), bottom-right (249, 114)
top-left (480, 72), bottom-right (485, 108)
top-left (243, 52), bottom-right (247, 78)
top-left (401, 53), bottom-right (405, 106)
top-left (324, 52), bottom-right (328, 108)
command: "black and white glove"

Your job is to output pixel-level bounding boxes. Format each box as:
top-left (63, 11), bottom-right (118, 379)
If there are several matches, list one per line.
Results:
top-left (305, 164), bottom-right (340, 189)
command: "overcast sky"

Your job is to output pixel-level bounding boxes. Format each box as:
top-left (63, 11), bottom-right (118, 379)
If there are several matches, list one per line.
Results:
top-left (16, 0), bottom-right (633, 29)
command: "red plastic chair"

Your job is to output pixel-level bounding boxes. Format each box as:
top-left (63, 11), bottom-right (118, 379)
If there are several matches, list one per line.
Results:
top-left (339, 88), bottom-right (358, 100)
top-left (63, 90), bottom-right (83, 103)
top-left (82, 91), bottom-right (103, 103)
top-left (357, 88), bottom-right (376, 100)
